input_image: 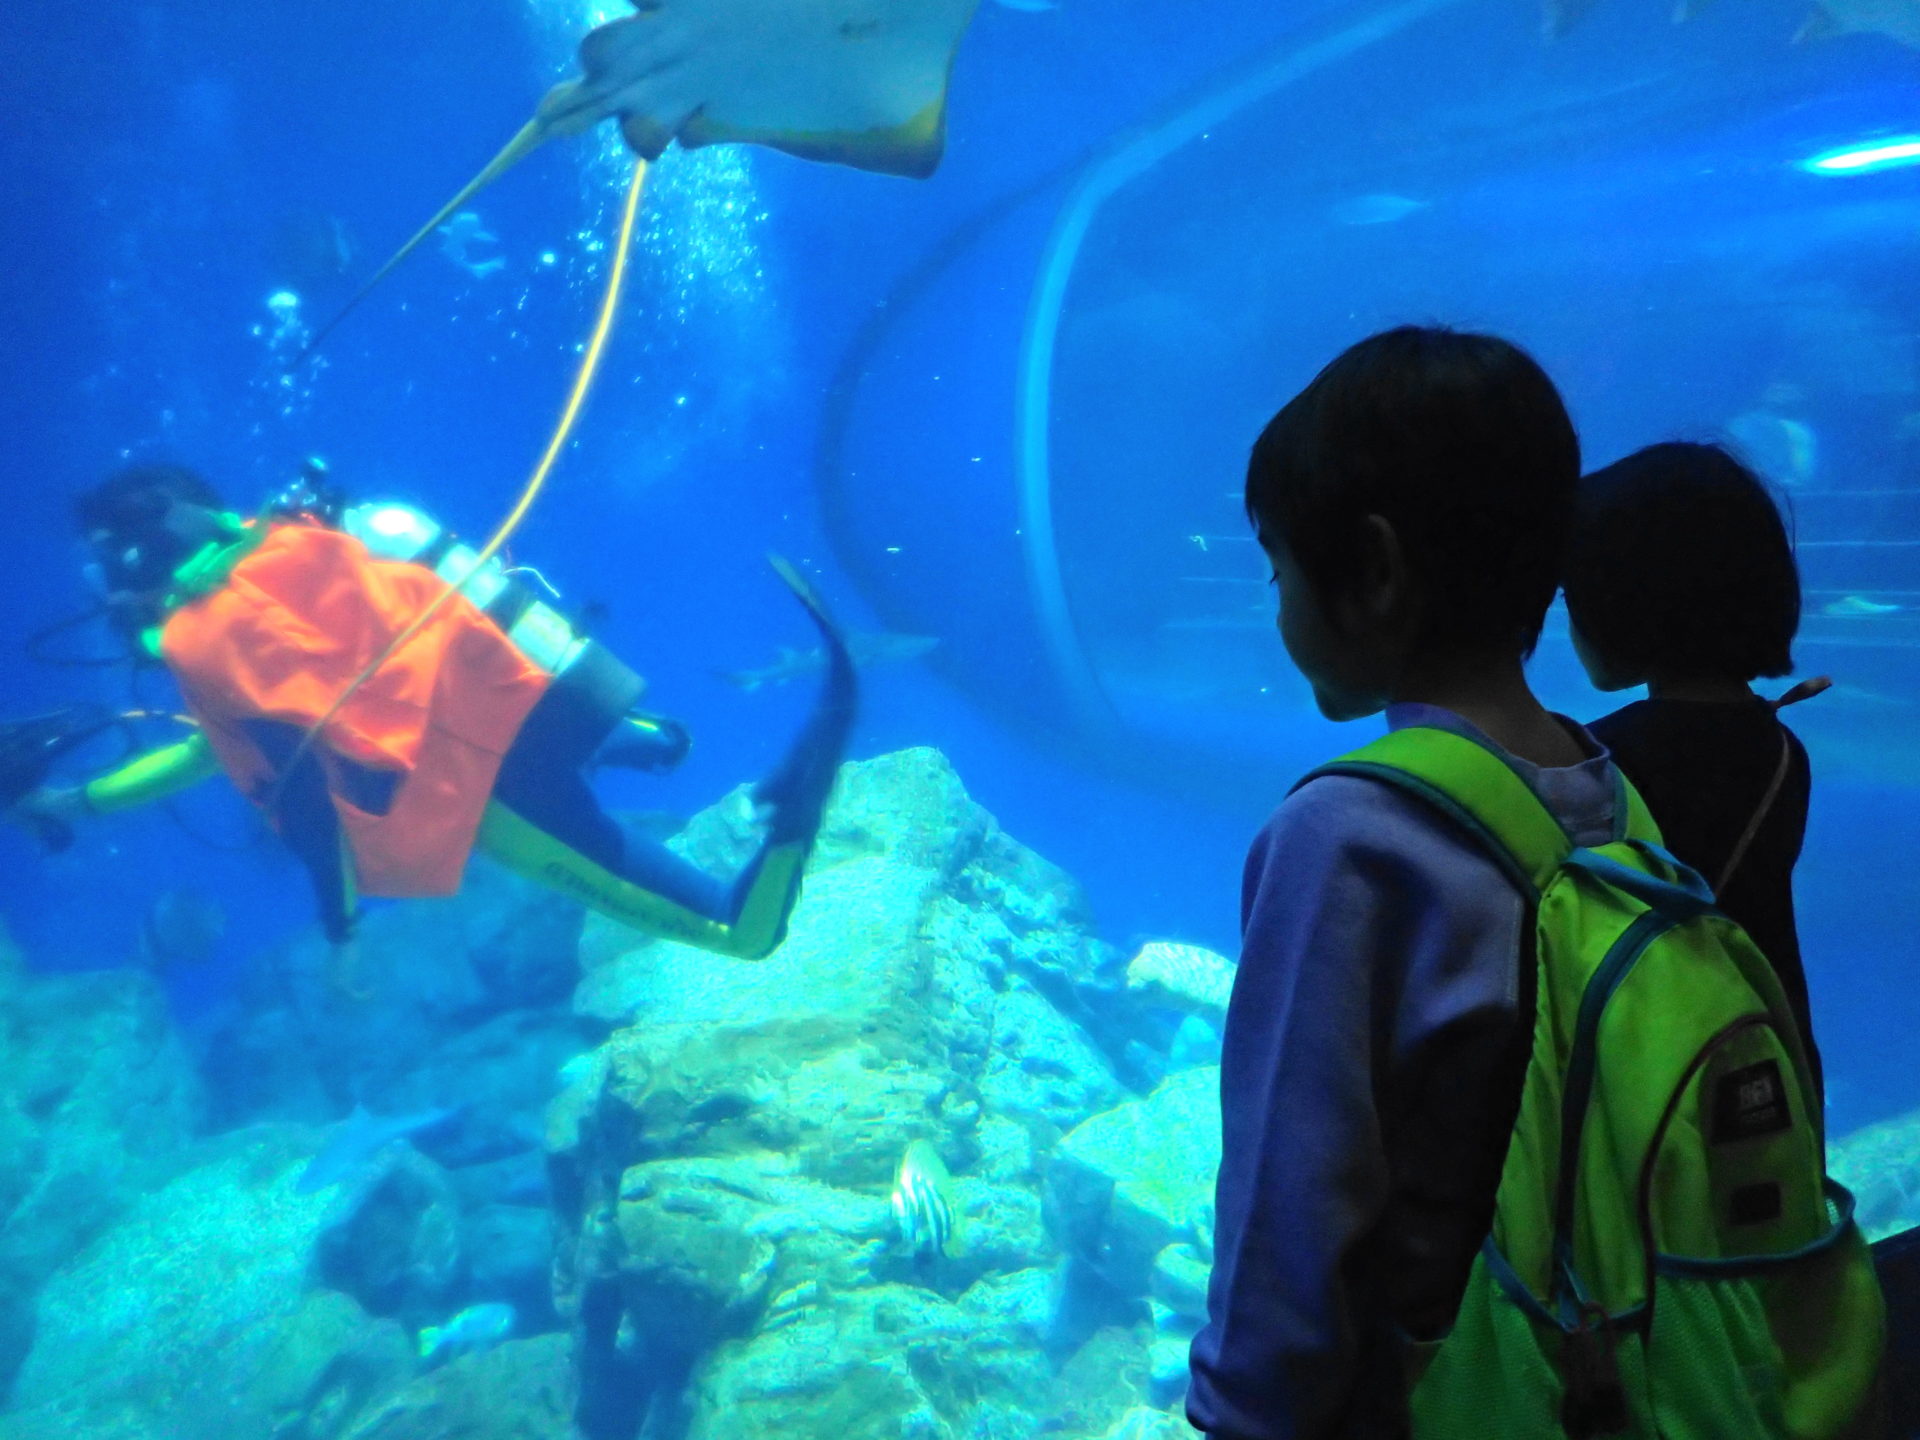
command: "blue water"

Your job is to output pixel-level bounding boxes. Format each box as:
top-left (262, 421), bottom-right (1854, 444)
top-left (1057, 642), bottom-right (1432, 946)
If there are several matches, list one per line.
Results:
top-left (1, 0), bottom-right (1916, 1430)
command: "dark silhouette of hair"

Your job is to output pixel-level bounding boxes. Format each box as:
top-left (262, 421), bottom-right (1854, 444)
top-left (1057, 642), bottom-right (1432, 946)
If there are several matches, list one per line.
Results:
top-left (74, 464), bottom-right (227, 593)
top-left (74, 464), bottom-right (224, 538)
top-left (1244, 325), bottom-right (1580, 657)
top-left (1564, 442), bottom-right (1799, 682)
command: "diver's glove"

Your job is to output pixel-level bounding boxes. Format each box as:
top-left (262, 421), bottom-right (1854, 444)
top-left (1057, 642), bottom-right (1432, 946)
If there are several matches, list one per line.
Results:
top-left (752, 556), bottom-right (858, 847)
top-left (5, 785), bottom-right (88, 853)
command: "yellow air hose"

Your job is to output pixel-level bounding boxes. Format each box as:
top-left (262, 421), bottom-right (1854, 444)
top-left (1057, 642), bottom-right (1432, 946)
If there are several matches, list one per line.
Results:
top-left (274, 158), bottom-right (649, 806)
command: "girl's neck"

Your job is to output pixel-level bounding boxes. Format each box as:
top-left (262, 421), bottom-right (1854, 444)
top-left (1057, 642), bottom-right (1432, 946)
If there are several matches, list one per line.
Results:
top-left (1647, 676), bottom-right (1754, 703)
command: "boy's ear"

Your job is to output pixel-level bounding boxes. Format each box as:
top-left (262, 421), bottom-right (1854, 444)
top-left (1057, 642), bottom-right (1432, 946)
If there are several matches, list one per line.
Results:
top-left (1356, 513), bottom-right (1412, 620)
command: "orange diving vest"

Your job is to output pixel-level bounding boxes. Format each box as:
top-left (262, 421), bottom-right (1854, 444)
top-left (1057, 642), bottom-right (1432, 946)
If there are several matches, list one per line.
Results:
top-left (161, 523), bottom-right (550, 896)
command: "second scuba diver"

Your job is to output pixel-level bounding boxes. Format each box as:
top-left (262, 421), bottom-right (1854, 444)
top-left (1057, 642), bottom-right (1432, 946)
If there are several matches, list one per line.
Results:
top-left (7, 463), bottom-right (856, 992)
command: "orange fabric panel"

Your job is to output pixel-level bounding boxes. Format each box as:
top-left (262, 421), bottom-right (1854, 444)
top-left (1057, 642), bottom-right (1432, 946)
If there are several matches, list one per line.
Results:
top-left (161, 523), bottom-right (550, 897)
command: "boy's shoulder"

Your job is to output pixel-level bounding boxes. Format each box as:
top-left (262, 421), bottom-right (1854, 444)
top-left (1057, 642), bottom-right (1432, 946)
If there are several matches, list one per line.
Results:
top-left (1244, 765), bottom-right (1539, 991)
top-left (1255, 732), bottom-right (1622, 890)
top-left (1255, 765), bottom-right (1497, 879)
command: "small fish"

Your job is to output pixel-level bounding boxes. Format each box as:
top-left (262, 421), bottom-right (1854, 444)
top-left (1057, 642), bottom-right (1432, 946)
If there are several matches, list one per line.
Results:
top-left (296, 1103), bottom-right (461, 1194)
top-left (722, 632), bottom-right (939, 691)
top-left (1824, 595), bottom-right (1902, 617)
top-left (140, 887), bottom-right (226, 970)
top-left (1328, 193), bottom-right (1429, 227)
top-left (418, 1301), bottom-right (517, 1365)
top-left (891, 1139), bottom-right (956, 1259)
top-left (436, 211), bottom-right (506, 280)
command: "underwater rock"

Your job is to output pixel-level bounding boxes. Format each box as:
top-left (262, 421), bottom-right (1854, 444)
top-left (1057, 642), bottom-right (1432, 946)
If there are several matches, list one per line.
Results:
top-left (1166, 1014), bottom-right (1221, 1071)
top-left (1146, 1297), bottom-right (1198, 1407)
top-left (200, 858), bottom-right (586, 1133)
top-left (1830, 1108), bottom-right (1920, 1242)
top-left (1148, 1242), bottom-right (1210, 1321)
top-left (341, 1334), bottom-right (576, 1440)
top-left (1047, 1067), bottom-right (1221, 1297)
top-left (446, 1149), bottom-right (550, 1211)
top-left (0, 962), bottom-right (204, 1399)
top-left (1043, 1326), bottom-right (1159, 1439)
top-left (682, 1271), bottom-right (1057, 1440)
top-left (0, 1125), bottom-right (417, 1439)
top-left (1098, 1404), bottom-right (1193, 1440)
top-left (368, 1008), bottom-right (607, 1171)
top-left (554, 749), bottom-right (1149, 1438)
top-left (462, 1204), bottom-right (558, 1329)
top-left (313, 1144), bottom-right (464, 1325)
top-left (1123, 942), bottom-right (1235, 1026)
top-left (979, 981), bottom-right (1123, 1143)
top-left (585, 1151), bottom-right (887, 1364)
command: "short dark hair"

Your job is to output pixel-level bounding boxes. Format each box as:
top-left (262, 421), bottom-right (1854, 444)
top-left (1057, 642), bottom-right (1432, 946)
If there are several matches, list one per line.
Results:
top-left (75, 464), bottom-right (224, 538)
top-left (1245, 325), bottom-right (1579, 657)
top-left (1564, 442), bottom-right (1798, 682)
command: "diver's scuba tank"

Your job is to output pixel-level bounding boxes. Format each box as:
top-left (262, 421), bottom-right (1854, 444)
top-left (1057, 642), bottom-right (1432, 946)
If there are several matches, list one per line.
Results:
top-left (339, 497), bottom-right (646, 741)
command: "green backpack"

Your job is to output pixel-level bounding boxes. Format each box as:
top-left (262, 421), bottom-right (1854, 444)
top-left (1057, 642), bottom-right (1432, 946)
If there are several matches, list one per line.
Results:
top-left (1307, 726), bottom-right (1885, 1440)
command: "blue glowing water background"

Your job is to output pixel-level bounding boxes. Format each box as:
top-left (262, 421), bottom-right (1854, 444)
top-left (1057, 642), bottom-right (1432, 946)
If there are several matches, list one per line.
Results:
top-left (1, 0), bottom-right (1915, 1141)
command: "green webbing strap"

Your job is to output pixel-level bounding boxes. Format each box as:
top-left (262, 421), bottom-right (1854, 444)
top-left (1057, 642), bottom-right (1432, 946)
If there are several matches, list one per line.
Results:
top-left (1655, 1180), bottom-right (1861, 1277)
top-left (139, 514), bottom-right (270, 658)
top-left (1303, 727), bottom-right (1574, 895)
top-left (82, 731), bottom-right (221, 813)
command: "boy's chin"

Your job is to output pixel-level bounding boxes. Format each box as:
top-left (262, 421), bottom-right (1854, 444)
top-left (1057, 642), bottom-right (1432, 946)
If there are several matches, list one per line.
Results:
top-left (1312, 685), bottom-right (1385, 723)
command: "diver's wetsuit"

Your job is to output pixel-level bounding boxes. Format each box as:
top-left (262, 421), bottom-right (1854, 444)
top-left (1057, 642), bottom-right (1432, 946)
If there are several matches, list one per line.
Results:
top-left (76, 537), bottom-right (853, 962)
top-left (477, 631), bottom-right (851, 959)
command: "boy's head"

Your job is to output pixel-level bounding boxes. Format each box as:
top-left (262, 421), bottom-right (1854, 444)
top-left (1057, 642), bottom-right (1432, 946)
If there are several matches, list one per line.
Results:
top-left (1563, 442), bottom-right (1798, 691)
top-left (1245, 325), bottom-right (1579, 720)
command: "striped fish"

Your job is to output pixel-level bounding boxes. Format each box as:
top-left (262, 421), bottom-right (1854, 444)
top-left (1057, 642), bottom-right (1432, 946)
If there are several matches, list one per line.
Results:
top-left (890, 1139), bottom-right (956, 1259)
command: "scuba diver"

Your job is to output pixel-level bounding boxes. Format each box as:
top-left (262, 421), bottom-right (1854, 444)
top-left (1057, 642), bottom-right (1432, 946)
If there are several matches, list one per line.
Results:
top-left (4, 462), bottom-right (855, 991)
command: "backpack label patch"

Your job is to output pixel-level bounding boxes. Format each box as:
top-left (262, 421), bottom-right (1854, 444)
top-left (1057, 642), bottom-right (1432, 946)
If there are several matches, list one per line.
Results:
top-left (1712, 1059), bottom-right (1792, 1144)
top-left (1729, 1182), bottom-right (1784, 1226)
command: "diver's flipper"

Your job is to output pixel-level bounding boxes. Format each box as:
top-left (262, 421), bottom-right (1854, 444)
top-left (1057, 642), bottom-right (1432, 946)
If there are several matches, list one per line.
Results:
top-left (755, 555), bottom-right (857, 846)
top-left (296, 117), bottom-right (552, 365)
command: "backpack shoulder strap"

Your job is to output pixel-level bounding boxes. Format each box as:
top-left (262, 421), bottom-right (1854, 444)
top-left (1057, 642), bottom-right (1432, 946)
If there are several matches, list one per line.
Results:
top-left (1298, 726), bottom-right (1654, 896)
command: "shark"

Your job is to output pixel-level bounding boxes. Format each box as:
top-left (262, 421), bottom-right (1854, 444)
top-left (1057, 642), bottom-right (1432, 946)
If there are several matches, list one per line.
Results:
top-left (295, 1103), bottom-right (463, 1195)
top-left (722, 630), bottom-right (939, 690)
top-left (303, 0), bottom-right (983, 357)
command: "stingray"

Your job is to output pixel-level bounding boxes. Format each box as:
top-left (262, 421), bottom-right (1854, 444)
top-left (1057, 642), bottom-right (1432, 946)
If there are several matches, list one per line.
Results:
top-left (304, 0), bottom-right (981, 357)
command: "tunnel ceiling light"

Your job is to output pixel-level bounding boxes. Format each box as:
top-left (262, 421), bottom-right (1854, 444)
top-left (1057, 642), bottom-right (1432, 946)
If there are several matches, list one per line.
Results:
top-left (1800, 136), bottom-right (1920, 175)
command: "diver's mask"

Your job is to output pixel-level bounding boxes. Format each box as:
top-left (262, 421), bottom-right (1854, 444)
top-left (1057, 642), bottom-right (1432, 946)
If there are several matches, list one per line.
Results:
top-left (84, 502), bottom-right (255, 654)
